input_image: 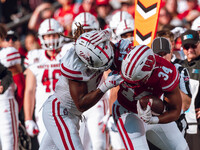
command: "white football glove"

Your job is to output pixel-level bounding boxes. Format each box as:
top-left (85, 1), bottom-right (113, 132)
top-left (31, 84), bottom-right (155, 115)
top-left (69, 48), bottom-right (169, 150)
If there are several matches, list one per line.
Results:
top-left (137, 100), bottom-right (159, 124)
top-left (25, 120), bottom-right (39, 137)
top-left (90, 28), bottom-right (112, 46)
top-left (99, 72), bottom-right (124, 93)
top-left (107, 115), bottom-right (118, 132)
top-left (118, 39), bottom-right (132, 51)
top-left (98, 110), bottom-right (111, 133)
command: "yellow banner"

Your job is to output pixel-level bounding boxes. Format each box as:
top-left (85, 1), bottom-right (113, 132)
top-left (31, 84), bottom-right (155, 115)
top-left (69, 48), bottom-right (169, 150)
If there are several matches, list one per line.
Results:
top-left (133, 0), bottom-right (161, 47)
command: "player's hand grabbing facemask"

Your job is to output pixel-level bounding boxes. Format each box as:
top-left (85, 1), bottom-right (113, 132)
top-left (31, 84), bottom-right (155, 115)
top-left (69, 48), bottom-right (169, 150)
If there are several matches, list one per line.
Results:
top-left (118, 39), bottom-right (132, 51)
top-left (137, 100), bottom-right (159, 124)
top-left (90, 28), bottom-right (112, 46)
top-left (25, 120), bottom-right (39, 137)
top-left (99, 71), bottom-right (124, 93)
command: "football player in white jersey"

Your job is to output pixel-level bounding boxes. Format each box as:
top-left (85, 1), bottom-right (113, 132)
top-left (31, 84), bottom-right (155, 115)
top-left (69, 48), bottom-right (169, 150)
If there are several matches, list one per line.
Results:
top-left (108, 18), bottom-right (135, 150)
top-left (39, 29), bottom-right (123, 150)
top-left (116, 18), bottom-right (134, 43)
top-left (0, 24), bottom-right (19, 149)
top-left (72, 12), bottom-right (110, 150)
top-left (109, 11), bottom-right (133, 43)
top-left (23, 18), bottom-right (71, 144)
top-left (0, 30), bottom-right (25, 112)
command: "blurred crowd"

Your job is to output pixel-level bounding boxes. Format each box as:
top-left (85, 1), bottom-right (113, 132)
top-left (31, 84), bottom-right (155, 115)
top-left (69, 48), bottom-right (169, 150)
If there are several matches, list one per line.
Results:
top-left (0, 0), bottom-right (199, 59)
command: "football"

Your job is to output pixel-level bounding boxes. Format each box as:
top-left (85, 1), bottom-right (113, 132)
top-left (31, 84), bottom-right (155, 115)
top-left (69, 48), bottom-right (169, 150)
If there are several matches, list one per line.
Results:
top-left (139, 95), bottom-right (165, 115)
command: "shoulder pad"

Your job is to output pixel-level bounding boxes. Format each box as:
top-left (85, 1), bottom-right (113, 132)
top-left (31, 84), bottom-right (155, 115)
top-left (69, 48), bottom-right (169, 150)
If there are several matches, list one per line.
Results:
top-left (24, 49), bottom-right (44, 68)
top-left (60, 47), bottom-right (95, 81)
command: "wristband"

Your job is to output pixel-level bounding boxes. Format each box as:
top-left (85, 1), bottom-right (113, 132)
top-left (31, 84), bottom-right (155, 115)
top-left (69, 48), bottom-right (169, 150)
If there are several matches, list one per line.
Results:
top-left (99, 82), bottom-right (108, 93)
top-left (149, 116), bottom-right (159, 124)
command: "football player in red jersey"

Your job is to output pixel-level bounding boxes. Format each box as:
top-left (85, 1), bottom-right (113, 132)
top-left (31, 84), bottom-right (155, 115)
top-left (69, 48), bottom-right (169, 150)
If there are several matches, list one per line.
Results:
top-left (109, 42), bottom-right (189, 150)
top-left (88, 30), bottom-right (189, 149)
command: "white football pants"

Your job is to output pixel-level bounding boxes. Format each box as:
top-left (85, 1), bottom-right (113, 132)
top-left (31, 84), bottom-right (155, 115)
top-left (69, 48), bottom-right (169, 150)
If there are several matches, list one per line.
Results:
top-left (112, 100), bottom-right (189, 150)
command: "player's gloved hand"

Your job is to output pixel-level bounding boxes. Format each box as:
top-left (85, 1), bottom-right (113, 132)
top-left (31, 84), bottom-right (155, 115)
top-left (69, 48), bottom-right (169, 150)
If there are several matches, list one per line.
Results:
top-left (137, 100), bottom-right (159, 124)
top-left (99, 72), bottom-right (124, 93)
top-left (90, 28), bottom-right (112, 46)
top-left (118, 39), bottom-right (132, 51)
top-left (107, 115), bottom-right (118, 132)
top-left (25, 120), bottom-right (39, 137)
top-left (98, 110), bottom-right (111, 133)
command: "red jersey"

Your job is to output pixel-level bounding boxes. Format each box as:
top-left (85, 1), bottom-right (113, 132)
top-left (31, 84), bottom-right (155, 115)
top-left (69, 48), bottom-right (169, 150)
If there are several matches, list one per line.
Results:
top-left (112, 42), bottom-right (179, 113)
top-left (72, 3), bottom-right (97, 18)
top-left (54, 4), bottom-right (76, 35)
top-left (177, 5), bottom-right (200, 20)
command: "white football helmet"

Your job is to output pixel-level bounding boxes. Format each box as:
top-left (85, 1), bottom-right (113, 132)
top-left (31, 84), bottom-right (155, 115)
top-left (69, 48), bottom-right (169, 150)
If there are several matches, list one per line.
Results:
top-left (116, 19), bottom-right (134, 41)
top-left (121, 45), bottom-right (156, 88)
top-left (72, 12), bottom-right (100, 36)
top-left (109, 11), bottom-right (133, 30)
top-left (38, 18), bottom-right (65, 50)
top-left (75, 30), bottom-right (113, 70)
top-left (109, 11), bottom-right (133, 42)
top-left (191, 16), bottom-right (200, 31)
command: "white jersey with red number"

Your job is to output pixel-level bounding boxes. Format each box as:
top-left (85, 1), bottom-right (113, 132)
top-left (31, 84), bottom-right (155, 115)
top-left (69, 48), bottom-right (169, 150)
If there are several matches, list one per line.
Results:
top-left (54, 46), bottom-right (104, 116)
top-left (29, 61), bottom-right (61, 113)
top-left (27, 43), bottom-right (72, 143)
top-left (115, 54), bottom-right (179, 113)
top-left (0, 47), bottom-right (21, 67)
top-left (24, 43), bottom-right (73, 68)
top-left (27, 43), bottom-right (72, 111)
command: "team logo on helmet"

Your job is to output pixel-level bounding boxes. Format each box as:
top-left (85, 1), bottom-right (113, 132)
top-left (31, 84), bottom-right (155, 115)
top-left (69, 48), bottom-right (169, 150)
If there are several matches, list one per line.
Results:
top-left (121, 45), bottom-right (156, 88)
top-left (75, 31), bottom-right (113, 71)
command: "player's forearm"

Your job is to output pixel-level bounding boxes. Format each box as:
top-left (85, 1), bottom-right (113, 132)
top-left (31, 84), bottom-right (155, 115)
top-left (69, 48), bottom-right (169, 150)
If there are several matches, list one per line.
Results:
top-left (159, 87), bottom-right (182, 123)
top-left (23, 91), bottom-right (35, 120)
top-left (76, 89), bottom-right (105, 112)
top-left (158, 108), bottom-right (181, 123)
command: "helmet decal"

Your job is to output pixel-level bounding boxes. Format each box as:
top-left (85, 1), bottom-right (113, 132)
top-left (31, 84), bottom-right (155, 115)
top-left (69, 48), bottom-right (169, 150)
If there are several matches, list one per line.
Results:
top-left (141, 55), bottom-right (155, 71)
top-left (121, 45), bottom-right (156, 87)
top-left (75, 31), bottom-right (114, 70)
